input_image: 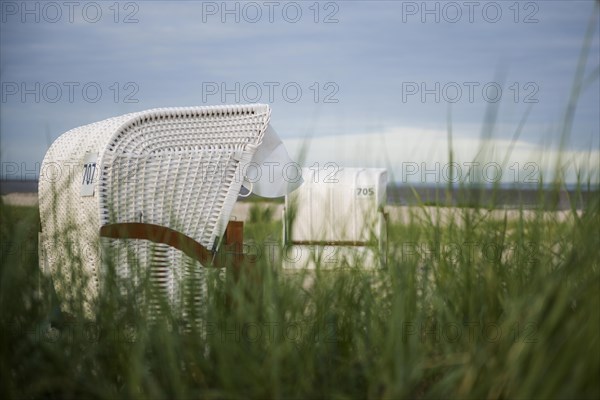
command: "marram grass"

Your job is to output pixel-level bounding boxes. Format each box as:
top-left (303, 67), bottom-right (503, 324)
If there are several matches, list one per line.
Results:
top-left (1, 185), bottom-right (599, 399)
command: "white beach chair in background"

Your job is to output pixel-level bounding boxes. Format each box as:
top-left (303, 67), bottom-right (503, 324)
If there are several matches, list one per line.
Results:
top-left (283, 167), bottom-right (388, 270)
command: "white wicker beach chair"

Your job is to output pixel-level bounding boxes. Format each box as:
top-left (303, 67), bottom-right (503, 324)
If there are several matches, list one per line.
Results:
top-left (283, 168), bottom-right (388, 269)
top-left (38, 104), bottom-right (298, 316)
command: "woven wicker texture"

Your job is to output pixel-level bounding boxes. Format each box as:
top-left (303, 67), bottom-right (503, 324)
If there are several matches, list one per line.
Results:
top-left (39, 105), bottom-right (271, 315)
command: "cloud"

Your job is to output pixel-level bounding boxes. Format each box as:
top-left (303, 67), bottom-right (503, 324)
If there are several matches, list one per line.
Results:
top-left (282, 127), bottom-right (600, 185)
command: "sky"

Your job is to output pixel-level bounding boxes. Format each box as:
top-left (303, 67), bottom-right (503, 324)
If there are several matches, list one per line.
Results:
top-left (1, 0), bottom-right (599, 185)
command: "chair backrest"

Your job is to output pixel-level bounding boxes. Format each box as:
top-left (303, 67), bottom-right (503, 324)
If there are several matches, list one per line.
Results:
top-left (100, 105), bottom-right (271, 250)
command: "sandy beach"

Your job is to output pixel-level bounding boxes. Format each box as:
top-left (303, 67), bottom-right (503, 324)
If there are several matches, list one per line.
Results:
top-left (3, 193), bottom-right (582, 224)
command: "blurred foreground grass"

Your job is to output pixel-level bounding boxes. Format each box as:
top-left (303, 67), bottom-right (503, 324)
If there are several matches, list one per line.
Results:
top-left (1, 192), bottom-right (599, 399)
